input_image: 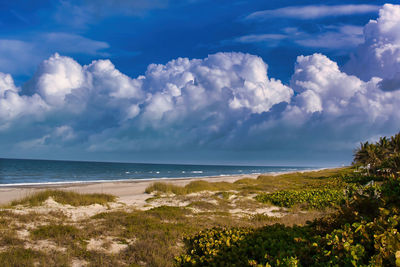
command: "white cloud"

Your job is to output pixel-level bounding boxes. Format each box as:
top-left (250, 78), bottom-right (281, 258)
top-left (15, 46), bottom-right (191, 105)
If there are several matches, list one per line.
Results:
top-left (0, 73), bottom-right (48, 128)
top-left (246, 4), bottom-right (381, 20)
top-left (344, 4), bottom-right (400, 88)
top-left (29, 53), bottom-right (85, 106)
top-left (0, 52), bottom-right (292, 153)
top-left (0, 73), bottom-right (18, 97)
top-left (2, 4), bottom-right (400, 164)
top-left (290, 54), bottom-right (381, 118)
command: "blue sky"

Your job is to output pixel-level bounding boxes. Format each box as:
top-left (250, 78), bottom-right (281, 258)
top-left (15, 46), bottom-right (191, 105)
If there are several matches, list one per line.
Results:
top-left (1, 0), bottom-right (391, 84)
top-left (1, 1), bottom-right (400, 166)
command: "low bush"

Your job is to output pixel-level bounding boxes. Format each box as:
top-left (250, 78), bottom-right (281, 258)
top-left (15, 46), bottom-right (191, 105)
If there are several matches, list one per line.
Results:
top-left (255, 188), bottom-right (345, 209)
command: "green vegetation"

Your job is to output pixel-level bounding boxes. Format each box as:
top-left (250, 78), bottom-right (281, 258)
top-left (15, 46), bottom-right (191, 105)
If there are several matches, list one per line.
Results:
top-left (9, 189), bottom-right (116, 207)
top-left (176, 225), bottom-right (313, 266)
top-left (256, 188), bottom-right (345, 209)
top-left (177, 132), bottom-right (400, 266)
top-left (177, 181), bottom-right (400, 266)
top-left (146, 168), bottom-right (352, 196)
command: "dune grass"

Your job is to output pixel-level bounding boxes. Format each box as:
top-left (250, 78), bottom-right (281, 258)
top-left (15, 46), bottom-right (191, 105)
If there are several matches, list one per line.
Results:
top-left (145, 180), bottom-right (235, 195)
top-left (0, 247), bottom-right (69, 267)
top-left (31, 224), bottom-right (82, 245)
top-left (145, 167), bottom-right (353, 196)
top-left (187, 200), bottom-right (218, 210)
top-left (9, 190), bottom-right (116, 207)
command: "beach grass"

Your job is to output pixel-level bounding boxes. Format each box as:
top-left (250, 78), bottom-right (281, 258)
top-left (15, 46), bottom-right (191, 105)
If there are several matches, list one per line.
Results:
top-left (145, 180), bottom-right (235, 195)
top-left (31, 224), bottom-right (82, 245)
top-left (0, 247), bottom-right (70, 267)
top-left (9, 190), bottom-right (116, 207)
top-left (145, 167), bottom-right (352, 196)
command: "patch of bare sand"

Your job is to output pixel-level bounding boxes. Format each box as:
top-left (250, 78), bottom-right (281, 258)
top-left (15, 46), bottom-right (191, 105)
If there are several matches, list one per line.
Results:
top-left (10, 197), bottom-right (125, 221)
top-left (24, 239), bottom-right (66, 252)
top-left (229, 206), bottom-right (286, 217)
top-left (71, 259), bottom-right (88, 267)
top-left (87, 237), bottom-right (133, 254)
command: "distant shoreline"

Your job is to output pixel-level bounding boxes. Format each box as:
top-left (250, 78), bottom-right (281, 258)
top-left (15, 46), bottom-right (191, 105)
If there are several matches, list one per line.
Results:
top-left (0, 168), bottom-right (332, 205)
top-left (0, 167), bottom-right (327, 188)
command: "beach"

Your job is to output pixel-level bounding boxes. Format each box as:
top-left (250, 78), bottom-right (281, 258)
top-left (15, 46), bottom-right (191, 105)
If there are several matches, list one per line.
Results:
top-left (0, 173), bottom-right (263, 206)
top-left (0, 167), bottom-right (348, 266)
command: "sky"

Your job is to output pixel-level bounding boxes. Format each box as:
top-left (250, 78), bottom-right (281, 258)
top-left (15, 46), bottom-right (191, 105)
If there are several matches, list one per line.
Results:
top-left (1, 0), bottom-right (400, 166)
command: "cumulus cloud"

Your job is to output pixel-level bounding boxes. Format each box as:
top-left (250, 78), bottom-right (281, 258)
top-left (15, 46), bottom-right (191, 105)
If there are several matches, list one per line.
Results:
top-left (246, 5), bottom-right (381, 20)
top-left (0, 52), bottom-right (293, 155)
top-left (288, 53), bottom-right (400, 123)
top-left (2, 4), bottom-right (400, 164)
top-left (345, 4), bottom-right (400, 84)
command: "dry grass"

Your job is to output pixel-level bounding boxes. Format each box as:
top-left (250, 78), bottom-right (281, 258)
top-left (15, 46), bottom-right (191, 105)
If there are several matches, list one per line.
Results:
top-left (0, 247), bottom-right (69, 267)
top-left (9, 190), bottom-right (116, 207)
top-left (30, 224), bottom-right (82, 245)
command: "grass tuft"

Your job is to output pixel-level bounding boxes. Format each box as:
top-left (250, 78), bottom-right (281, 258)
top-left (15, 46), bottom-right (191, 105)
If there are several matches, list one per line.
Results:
top-left (145, 182), bottom-right (187, 195)
top-left (10, 190), bottom-right (116, 207)
top-left (145, 180), bottom-right (235, 195)
top-left (31, 224), bottom-right (82, 245)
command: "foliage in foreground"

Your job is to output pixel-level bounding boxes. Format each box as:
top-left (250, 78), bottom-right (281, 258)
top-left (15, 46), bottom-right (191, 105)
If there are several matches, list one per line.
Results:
top-left (177, 132), bottom-right (400, 267)
top-left (9, 190), bottom-right (116, 207)
top-left (177, 180), bottom-right (400, 266)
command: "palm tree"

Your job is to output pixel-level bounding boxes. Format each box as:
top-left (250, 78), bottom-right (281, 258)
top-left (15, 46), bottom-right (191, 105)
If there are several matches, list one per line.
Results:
top-left (353, 141), bottom-right (370, 166)
top-left (390, 133), bottom-right (400, 154)
top-left (353, 133), bottom-right (400, 177)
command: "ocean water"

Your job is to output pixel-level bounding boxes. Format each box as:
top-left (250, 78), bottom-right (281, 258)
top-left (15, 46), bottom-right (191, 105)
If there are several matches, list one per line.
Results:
top-left (0, 158), bottom-right (315, 186)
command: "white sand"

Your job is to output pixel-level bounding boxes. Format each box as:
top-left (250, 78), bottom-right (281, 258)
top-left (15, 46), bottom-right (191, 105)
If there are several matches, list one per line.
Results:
top-left (0, 169), bottom-right (327, 206)
top-left (0, 173), bottom-right (260, 205)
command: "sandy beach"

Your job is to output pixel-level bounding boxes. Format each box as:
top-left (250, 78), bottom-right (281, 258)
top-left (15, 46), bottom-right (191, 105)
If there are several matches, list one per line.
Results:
top-left (0, 173), bottom-right (263, 205)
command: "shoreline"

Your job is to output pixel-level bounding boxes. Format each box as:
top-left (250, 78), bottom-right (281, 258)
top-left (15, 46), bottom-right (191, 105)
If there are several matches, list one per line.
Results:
top-left (0, 168), bottom-right (329, 205)
top-left (0, 167), bottom-right (324, 188)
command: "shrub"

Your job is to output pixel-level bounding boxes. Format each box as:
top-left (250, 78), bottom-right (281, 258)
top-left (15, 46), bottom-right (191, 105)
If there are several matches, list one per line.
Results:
top-left (255, 188), bottom-right (345, 209)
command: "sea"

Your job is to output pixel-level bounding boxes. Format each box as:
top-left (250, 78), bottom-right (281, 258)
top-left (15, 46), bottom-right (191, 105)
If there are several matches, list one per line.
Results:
top-left (0, 158), bottom-right (316, 186)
